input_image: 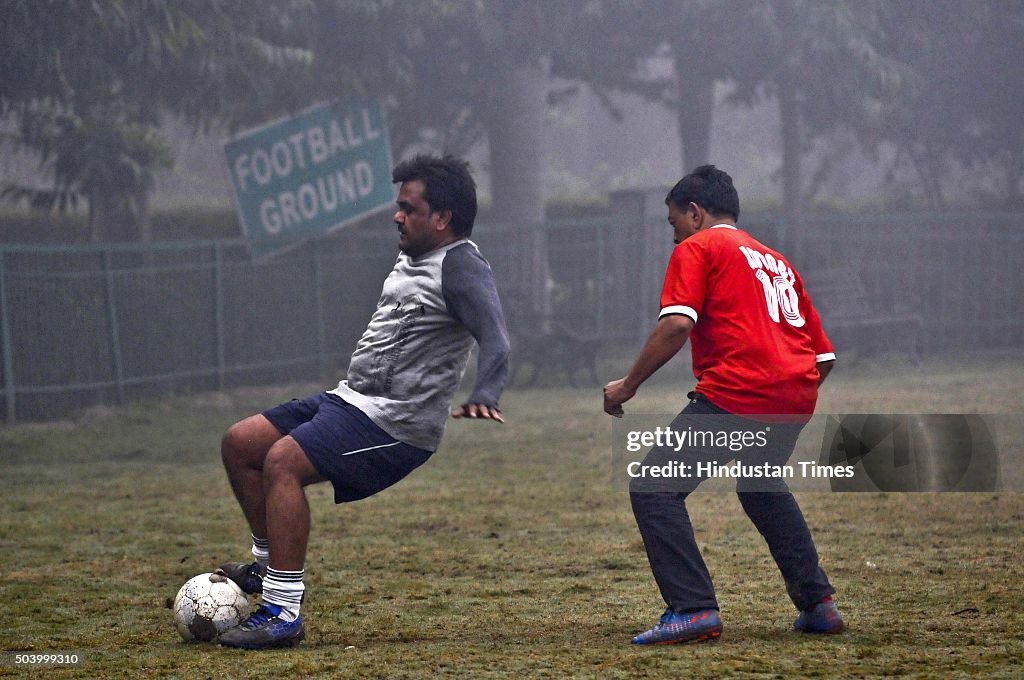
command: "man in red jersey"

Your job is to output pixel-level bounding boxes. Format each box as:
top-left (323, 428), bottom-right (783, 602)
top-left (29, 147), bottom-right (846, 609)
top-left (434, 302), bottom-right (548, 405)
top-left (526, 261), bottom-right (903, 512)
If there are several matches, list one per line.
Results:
top-left (604, 165), bottom-right (843, 645)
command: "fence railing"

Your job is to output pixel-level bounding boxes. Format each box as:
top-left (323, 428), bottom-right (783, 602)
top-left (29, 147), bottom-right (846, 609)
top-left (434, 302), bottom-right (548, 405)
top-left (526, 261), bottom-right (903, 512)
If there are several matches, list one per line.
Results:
top-left (0, 234), bottom-right (392, 423)
top-left (2, 210), bottom-right (1023, 423)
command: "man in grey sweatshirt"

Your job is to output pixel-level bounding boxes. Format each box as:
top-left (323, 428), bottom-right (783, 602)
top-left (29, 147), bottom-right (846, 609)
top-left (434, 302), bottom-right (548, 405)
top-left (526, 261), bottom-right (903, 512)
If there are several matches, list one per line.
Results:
top-left (218, 155), bottom-right (510, 649)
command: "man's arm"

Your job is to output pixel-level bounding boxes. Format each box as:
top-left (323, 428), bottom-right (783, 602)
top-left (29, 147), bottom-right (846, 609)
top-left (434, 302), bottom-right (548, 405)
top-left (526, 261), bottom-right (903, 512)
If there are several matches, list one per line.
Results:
top-left (603, 314), bottom-right (695, 417)
top-left (442, 245), bottom-right (510, 422)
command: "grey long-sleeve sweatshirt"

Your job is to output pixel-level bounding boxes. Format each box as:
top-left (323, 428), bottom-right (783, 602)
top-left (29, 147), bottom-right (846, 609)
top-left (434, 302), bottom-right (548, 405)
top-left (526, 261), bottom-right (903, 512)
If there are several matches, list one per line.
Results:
top-left (330, 239), bottom-right (510, 451)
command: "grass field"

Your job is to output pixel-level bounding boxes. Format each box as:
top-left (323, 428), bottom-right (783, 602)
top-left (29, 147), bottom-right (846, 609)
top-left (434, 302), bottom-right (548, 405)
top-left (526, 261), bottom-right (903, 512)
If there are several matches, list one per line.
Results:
top-left (1, 351), bottom-right (1023, 678)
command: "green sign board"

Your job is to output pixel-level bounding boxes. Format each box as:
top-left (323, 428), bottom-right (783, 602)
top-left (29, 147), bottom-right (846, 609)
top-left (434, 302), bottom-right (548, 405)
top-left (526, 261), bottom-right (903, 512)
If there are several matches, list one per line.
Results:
top-left (224, 101), bottom-right (394, 257)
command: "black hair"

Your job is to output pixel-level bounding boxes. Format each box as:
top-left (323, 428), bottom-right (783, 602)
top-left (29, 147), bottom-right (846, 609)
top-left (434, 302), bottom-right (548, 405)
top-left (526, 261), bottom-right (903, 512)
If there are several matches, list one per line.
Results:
top-left (391, 154), bottom-right (478, 237)
top-left (665, 165), bottom-right (740, 221)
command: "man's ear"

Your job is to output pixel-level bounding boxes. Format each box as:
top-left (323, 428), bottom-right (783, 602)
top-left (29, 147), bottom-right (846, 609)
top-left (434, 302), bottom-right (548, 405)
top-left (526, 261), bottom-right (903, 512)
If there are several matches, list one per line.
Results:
top-left (688, 202), bottom-right (708, 229)
top-left (433, 209), bottom-right (453, 231)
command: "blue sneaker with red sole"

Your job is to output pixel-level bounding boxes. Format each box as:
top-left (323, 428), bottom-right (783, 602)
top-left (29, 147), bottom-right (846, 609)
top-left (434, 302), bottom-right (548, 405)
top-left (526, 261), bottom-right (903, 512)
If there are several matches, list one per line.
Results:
top-left (631, 608), bottom-right (723, 645)
top-left (794, 598), bottom-right (844, 634)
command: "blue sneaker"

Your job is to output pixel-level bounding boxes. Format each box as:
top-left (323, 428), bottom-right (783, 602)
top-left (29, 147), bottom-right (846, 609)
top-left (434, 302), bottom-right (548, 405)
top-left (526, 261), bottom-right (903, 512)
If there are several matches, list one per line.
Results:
top-left (631, 608), bottom-right (722, 645)
top-left (216, 561), bottom-right (266, 594)
top-left (794, 599), bottom-right (844, 634)
top-left (218, 603), bottom-right (305, 649)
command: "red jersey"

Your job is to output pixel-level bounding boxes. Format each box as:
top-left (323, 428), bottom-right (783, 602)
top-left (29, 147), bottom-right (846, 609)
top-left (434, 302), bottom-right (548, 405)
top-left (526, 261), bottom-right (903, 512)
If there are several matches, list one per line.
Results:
top-left (659, 225), bottom-right (834, 416)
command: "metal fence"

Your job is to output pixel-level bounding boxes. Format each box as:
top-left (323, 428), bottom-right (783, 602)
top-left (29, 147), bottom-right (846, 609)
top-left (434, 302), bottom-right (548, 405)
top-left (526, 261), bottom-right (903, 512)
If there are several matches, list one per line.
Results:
top-left (1, 210), bottom-right (1022, 423)
top-left (0, 233), bottom-right (395, 422)
top-left (779, 211), bottom-right (1024, 354)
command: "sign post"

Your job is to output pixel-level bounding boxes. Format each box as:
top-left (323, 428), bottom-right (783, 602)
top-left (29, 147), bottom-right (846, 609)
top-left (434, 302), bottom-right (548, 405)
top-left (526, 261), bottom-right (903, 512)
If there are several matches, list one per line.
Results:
top-left (224, 101), bottom-right (394, 258)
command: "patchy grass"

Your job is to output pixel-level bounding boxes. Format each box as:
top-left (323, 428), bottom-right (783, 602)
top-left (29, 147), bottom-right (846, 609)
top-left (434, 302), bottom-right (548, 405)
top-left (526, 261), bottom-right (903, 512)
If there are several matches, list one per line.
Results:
top-left (1, 352), bottom-right (1022, 678)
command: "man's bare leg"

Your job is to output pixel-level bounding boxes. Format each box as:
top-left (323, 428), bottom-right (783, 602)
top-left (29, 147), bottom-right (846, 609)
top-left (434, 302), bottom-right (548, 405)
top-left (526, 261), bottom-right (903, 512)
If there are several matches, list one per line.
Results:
top-left (221, 414), bottom-right (283, 537)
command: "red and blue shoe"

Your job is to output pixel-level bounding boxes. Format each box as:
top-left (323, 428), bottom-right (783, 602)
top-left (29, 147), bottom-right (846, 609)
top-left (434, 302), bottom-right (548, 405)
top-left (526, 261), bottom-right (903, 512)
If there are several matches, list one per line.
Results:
top-left (794, 598), bottom-right (844, 634)
top-left (631, 608), bottom-right (723, 645)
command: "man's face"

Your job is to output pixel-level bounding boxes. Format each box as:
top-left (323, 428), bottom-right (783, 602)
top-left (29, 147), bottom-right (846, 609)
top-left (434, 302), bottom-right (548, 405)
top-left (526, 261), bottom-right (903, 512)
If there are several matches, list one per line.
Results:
top-left (394, 180), bottom-right (446, 257)
top-left (667, 202), bottom-right (700, 244)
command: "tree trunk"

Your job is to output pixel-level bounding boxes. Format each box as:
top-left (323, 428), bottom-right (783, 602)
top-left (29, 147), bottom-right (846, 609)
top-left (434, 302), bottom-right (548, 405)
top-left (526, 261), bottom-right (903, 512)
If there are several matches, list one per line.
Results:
top-left (774, 0), bottom-right (810, 263)
top-left (88, 193), bottom-right (130, 243)
top-left (673, 50), bottom-right (715, 173)
top-left (135, 188), bottom-right (152, 243)
top-left (487, 61), bottom-right (550, 323)
top-left (1007, 157), bottom-right (1024, 209)
top-left (488, 63), bottom-right (546, 225)
top-left (777, 73), bottom-right (805, 260)
top-left (87, 189), bottom-right (149, 243)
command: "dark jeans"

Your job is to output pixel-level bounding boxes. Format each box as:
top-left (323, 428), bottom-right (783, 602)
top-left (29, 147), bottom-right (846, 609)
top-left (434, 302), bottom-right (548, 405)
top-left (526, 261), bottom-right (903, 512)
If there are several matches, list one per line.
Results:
top-left (629, 393), bottom-right (835, 613)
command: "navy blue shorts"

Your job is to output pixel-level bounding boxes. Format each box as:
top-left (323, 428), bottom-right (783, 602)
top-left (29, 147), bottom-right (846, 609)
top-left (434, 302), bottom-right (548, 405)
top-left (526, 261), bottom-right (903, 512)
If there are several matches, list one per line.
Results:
top-left (262, 392), bottom-right (433, 504)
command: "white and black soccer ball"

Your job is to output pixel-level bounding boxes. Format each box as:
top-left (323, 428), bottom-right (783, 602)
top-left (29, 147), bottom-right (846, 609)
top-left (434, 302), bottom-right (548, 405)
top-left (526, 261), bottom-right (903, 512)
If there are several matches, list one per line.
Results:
top-left (173, 572), bottom-right (251, 642)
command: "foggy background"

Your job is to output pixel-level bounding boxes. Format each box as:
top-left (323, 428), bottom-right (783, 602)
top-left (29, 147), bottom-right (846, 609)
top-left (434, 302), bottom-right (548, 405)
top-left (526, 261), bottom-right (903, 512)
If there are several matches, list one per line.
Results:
top-left (0, 0), bottom-right (1021, 421)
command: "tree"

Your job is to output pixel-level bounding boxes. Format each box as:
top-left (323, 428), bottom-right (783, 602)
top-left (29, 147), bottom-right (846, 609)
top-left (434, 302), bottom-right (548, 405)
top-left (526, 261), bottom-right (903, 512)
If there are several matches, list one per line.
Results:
top-left (5, 100), bottom-right (175, 242)
top-left (874, 0), bottom-right (1024, 208)
top-left (620, 0), bottom-right (767, 172)
top-left (311, 1), bottom-right (654, 225)
top-left (1, 1), bottom-right (681, 241)
top-left (361, 1), bottom-right (581, 225)
top-left (0, 0), bottom-right (312, 242)
top-left (571, 1), bottom-right (901, 247)
top-left (733, 3), bottom-right (899, 211)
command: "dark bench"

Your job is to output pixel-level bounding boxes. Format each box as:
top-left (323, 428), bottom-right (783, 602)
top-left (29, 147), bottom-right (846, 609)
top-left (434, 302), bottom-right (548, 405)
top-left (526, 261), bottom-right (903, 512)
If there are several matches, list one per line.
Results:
top-left (802, 266), bottom-right (924, 363)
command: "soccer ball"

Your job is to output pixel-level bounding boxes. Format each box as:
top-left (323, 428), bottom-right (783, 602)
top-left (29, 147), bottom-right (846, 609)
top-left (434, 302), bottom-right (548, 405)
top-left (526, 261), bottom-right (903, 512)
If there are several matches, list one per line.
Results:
top-left (173, 572), bottom-right (251, 642)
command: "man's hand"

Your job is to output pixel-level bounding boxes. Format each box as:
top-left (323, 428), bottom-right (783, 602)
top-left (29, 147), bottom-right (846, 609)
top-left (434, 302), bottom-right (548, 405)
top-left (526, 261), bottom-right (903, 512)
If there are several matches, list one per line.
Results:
top-left (603, 378), bottom-right (635, 418)
top-left (452, 403), bottom-right (505, 422)
top-left (603, 315), bottom-right (692, 418)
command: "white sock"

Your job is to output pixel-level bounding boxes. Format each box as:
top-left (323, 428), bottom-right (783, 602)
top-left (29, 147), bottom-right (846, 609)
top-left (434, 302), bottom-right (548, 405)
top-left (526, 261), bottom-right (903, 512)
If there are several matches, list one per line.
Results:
top-left (262, 568), bottom-right (304, 622)
top-left (251, 534), bottom-right (270, 567)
